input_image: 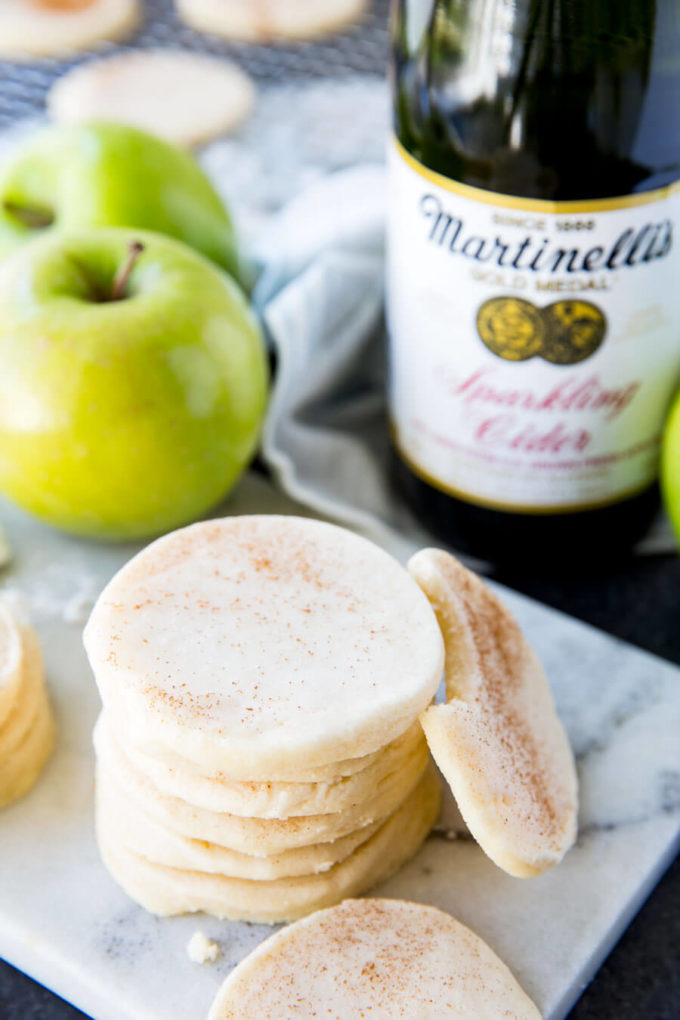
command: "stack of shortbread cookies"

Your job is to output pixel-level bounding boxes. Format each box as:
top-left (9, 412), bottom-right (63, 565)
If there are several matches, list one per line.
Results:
top-left (84, 516), bottom-right (445, 923)
top-left (0, 604), bottom-right (54, 810)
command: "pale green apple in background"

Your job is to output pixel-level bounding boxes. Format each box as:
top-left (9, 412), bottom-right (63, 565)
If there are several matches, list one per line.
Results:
top-left (0, 122), bottom-right (238, 277)
top-left (661, 388), bottom-right (680, 547)
top-left (0, 228), bottom-right (268, 540)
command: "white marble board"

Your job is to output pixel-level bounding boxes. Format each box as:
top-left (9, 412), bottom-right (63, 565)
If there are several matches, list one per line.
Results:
top-left (0, 473), bottom-right (679, 1020)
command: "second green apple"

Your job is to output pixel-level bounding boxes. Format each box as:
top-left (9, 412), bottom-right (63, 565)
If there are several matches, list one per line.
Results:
top-left (0, 122), bottom-right (238, 276)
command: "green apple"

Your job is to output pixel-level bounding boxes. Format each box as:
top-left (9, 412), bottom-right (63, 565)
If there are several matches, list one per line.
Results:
top-left (0, 122), bottom-right (238, 276)
top-left (0, 227), bottom-right (268, 540)
top-left (661, 387), bottom-right (680, 546)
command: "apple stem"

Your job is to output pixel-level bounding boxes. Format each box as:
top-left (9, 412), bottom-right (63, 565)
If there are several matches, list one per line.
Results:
top-left (111, 241), bottom-right (145, 302)
top-left (3, 200), bottom-right (54, 229)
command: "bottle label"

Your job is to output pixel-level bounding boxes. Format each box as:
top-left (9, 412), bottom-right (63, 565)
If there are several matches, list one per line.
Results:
top-left (387, 136), bottom-right (680, 512)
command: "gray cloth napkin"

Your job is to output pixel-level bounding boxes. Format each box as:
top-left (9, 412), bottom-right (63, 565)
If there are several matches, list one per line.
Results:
top-left (251, 165), bottom-right (677, 563)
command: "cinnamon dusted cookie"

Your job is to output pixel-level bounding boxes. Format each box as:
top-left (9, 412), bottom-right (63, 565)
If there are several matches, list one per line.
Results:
top-left (408, 548), bottom-right (578, 878)
top-left (84, 516), bottom-right (444, 778)
top-left (206, 897), bottom-right (541, 1018)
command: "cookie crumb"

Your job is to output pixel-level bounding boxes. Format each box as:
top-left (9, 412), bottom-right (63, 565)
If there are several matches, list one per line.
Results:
top-left (187, 931), bottom-right (220, 964)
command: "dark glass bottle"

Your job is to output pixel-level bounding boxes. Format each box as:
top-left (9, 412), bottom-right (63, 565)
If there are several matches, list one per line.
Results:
top-left (387, 0), bottom-right (680, 566)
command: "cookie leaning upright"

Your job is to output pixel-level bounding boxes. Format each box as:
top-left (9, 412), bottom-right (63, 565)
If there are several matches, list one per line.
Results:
top-left (408, 549), bottom-right (578, 878)
top-left (0, 604), bottom-right (55, 810)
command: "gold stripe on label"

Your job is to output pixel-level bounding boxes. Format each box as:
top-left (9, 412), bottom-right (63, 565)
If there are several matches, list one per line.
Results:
top-left (393, 433), bottom-right (656, 515)
top-left (393, 136), bottom-right (680, 213)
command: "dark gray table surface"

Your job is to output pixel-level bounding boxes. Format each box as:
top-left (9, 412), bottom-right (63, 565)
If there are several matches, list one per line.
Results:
top-left (1, 552), bottom-right (679, 1019)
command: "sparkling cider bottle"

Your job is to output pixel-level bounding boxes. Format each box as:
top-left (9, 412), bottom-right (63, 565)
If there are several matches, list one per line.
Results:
top-left (387, 0), bottom-right (680, 564)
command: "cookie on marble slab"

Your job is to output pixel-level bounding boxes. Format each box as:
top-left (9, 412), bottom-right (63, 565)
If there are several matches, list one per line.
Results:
top-left (175, 0), bottom-right (367, 42)
top-left (97, 766), bottom-right (388, 879)
top-left (0, 0), bottom-right (139, 60)
top-left (96, 763), bottom-right (441, 923)
top-left (0, 633), bottom-right (44, 759)
top-left (207, 897), bottom-right (541, 1019)
top-left (0, 694), bottom-right (54, 809)
top-left (112, 715), bottom-right (429, 817)
top-left (94, 717), bottom-right (430, 854)
top-left (408, 548), bottom-right (578, 878)
top-left (84, 516), bottom-right (444, 778)
top-left (48, 50), bottom-right (255, 149)
top-left (0, 626), bottom-right (54, 809)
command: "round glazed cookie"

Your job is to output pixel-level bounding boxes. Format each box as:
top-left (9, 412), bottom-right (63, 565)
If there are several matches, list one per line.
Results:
top-left (48, 50), bottom-right (255, 148)
top-left (84, 516), bottom-right (444, 776)
top-left (206, 897), bottom-right (541, 1018)
top-left (0, 639), bottom-right (44, 760)
top-left (109, 716), bottom-right (429, 817)
top-left (96, 769), bottom-right (388, 879)
top-left (96, 765), bottom-right (441, 923)
top-left (175, 0), bottom-right (367, 42)
top-left (0, 0), bottom-right (139, 60)
top-left (94, 721), bottom-right (430, 855)
top-left (0, 693), bottom-right (54, 810)
top-left (135, 719), bottom-right (426, 785)
top-left (0, 626), bottom-right (55, 810)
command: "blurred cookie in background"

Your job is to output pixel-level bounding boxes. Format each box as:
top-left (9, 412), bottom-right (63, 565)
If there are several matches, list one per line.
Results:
top-left (48, 50), bottom-right (255, 148)
top-left (0, 0), bottom-right (140, 60)
top-left (175, 0), bottom-right (368, 42)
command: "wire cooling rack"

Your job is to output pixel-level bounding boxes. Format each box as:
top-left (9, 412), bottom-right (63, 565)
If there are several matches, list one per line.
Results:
top-left (0, 0), bottom-right (390, 128)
